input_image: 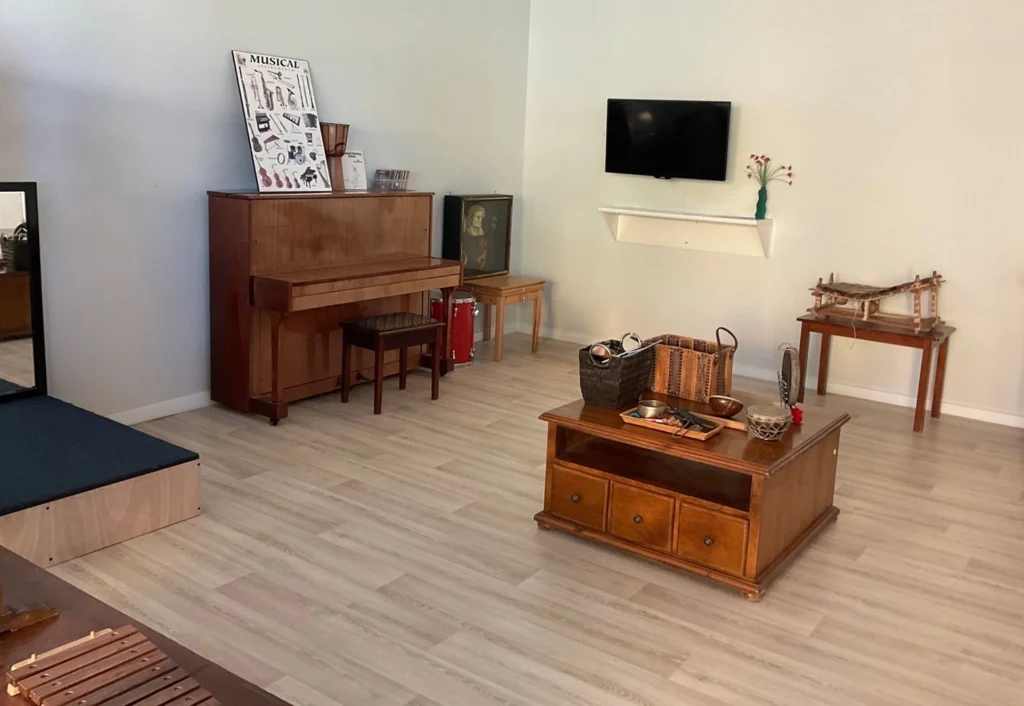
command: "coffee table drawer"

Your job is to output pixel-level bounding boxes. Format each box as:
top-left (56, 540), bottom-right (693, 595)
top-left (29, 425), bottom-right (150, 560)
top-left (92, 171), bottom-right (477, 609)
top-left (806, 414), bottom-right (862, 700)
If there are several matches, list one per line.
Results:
top-left (609, 483), bottom-right (674, 551)
top-left (550, 465), bottom-right (608, 531)
top-left (676, 504), bottom-right (748, 575)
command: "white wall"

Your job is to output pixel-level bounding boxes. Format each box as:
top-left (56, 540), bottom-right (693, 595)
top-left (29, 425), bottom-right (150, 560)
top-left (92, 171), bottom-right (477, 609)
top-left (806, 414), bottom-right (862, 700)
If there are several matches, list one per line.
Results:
top-left (0, 0), bottom-right (530, 419)
top-left (521, 0), bottom-right (1024, 424)
top-left (0, 192), bottom-right (25, 232)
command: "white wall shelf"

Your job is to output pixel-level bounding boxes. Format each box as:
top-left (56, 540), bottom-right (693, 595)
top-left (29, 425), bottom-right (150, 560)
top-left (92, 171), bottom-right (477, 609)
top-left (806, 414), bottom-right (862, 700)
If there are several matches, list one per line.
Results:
top-left (598, 207), bottom-right (774, 258)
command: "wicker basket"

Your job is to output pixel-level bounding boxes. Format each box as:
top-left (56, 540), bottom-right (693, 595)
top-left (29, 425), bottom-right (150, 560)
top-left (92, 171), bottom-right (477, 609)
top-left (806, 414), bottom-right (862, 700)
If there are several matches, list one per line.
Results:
top-left (0, 237), bottom-right (28, 271)
top-left (578, 340), bottom-right (655, 409)
top-left (645, 327), bottom-right (738, 403)
top-left (0, 237), bottom-right (12, 269)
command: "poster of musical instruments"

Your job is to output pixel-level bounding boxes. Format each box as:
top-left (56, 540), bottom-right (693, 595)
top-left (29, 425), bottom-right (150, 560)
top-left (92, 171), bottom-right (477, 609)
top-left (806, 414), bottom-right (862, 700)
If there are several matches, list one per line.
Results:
top-left (232, 50), bottom-right (331, 192)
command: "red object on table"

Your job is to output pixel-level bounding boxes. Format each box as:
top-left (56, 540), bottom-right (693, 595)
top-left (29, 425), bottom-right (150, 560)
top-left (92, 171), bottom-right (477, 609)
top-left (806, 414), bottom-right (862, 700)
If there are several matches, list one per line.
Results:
top-left (791, 406), bottom-right (803, 425)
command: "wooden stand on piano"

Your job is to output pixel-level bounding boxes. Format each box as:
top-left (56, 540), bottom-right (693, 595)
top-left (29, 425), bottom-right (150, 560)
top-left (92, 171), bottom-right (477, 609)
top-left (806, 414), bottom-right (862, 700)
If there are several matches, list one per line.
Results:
top-left (208, 191), bottom-right (462, 424)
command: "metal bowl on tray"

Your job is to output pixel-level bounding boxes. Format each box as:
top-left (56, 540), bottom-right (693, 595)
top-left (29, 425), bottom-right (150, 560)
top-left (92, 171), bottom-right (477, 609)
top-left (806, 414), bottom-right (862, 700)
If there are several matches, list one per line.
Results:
top-left (636, 399), bottom-right (667, 419)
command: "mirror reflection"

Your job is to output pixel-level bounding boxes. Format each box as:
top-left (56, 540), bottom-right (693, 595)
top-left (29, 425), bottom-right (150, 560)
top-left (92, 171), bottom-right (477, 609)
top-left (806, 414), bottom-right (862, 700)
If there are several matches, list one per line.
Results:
top-left (0, 189), bottom-right (36, 395)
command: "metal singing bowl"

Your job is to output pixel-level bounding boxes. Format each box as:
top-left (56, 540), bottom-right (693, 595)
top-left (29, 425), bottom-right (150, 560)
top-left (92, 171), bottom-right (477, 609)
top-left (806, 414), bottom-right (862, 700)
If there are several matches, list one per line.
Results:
top-left (636, 399), bottom-right (667, 419)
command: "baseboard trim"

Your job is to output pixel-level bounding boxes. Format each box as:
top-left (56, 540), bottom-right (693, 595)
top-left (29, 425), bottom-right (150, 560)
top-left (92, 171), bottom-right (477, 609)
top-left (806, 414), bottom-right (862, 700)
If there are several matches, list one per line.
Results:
top-left (108, 391), bottom-right (213, 426)
top-left (106, 328), bottom-right (1024, 430)
top-left (732, 363), bottom-right (1024, 429)
top-left (541, 326), bottom-right (1024, 429)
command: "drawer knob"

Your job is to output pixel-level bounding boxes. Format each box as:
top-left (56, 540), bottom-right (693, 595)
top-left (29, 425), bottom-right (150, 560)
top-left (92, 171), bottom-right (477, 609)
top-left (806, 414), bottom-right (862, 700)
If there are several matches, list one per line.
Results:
top-left (570, 493), bottom-right (580, 504)
top-left (704, 536), bottom-right (714, 547)
top-left (633, 515), bottom-right (643, 524)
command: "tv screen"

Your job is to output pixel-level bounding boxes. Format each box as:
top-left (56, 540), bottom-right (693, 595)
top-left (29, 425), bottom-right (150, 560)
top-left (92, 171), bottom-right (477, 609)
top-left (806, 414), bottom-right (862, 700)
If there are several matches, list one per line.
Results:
top-left (605, 99), bottom-right (732, 181)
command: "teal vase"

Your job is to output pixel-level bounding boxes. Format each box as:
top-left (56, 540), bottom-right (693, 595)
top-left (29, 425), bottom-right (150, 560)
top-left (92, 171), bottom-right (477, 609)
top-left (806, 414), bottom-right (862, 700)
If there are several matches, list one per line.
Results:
top-left (755, 186), bottom-right (768, 220)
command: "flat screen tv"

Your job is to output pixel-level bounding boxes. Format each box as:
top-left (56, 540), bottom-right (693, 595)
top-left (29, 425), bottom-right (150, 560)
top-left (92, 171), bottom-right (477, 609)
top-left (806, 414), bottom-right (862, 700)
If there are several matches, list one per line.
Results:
top-left (605, 99), bottom-right (731, 181)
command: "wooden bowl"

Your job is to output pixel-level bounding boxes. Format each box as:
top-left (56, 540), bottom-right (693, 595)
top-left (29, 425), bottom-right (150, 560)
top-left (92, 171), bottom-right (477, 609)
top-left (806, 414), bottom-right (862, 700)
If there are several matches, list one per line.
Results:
top-left (636, 399), bottom-right (667, 419)
top-left (708, 395), bottom-right (744, 418)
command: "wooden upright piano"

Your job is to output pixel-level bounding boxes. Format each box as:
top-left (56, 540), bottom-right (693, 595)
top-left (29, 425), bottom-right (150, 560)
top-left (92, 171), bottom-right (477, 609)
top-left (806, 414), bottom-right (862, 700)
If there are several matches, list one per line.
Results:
top-left (209, 191), bottom-right (462, 424)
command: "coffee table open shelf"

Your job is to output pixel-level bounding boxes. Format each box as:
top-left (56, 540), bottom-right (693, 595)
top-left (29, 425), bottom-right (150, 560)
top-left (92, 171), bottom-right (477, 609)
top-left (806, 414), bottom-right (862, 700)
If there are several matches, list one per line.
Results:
top-left (535, 396), bottom-right (850, 600)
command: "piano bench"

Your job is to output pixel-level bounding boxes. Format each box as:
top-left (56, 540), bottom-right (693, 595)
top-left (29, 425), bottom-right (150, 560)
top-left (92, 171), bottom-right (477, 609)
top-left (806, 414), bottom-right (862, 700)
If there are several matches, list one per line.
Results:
top-left (340, 313), bottom-right (445, 415)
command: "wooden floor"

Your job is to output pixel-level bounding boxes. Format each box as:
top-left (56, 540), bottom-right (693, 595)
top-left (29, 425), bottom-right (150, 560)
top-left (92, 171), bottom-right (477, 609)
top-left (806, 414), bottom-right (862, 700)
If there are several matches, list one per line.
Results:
top-left (0, 337), bottom-right (34, 387)
top-left (50, 334), bottom-right (1024, 706)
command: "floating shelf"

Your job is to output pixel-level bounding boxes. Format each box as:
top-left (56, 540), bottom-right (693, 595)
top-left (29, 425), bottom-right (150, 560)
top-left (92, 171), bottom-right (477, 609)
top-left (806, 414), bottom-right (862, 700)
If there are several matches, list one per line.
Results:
top-left (598, 207), bottom-right (774, 258)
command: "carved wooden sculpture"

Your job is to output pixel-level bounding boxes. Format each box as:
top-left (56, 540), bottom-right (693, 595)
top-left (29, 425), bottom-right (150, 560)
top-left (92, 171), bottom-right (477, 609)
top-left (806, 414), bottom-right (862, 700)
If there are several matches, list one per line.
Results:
top-left (809, 271), bottom-right (944, 333)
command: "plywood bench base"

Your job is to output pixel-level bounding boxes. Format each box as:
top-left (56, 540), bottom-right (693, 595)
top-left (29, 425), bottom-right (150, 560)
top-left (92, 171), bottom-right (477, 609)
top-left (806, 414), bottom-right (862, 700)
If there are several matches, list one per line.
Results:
top-left (0, 460), bottom-right (201, 567)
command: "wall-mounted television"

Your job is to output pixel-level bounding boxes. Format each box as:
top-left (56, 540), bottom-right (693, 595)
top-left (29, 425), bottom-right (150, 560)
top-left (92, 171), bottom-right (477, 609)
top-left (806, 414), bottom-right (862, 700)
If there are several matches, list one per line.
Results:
top-left (605, 99), bottom-right (732, 181)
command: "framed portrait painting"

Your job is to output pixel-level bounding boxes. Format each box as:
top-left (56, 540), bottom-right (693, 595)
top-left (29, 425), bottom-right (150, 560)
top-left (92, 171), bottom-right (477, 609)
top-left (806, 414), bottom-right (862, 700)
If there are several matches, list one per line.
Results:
top-left (442, 195), bottom-right (513, 281)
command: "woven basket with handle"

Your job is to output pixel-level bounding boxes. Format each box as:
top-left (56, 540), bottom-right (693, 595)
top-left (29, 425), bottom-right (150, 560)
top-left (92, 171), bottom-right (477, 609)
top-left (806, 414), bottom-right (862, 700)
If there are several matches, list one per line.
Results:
top-left (645, 327), bottom-right (738, 403)
top-left (578, 339), bottom-right (655, 409)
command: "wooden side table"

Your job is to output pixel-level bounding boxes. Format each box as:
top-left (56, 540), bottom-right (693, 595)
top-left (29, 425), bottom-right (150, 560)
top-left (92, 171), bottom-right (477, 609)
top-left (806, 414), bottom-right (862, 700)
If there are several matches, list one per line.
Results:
top-left (0, 270), bottom-right (32, 340)
top-left (796, 313), bottom-right (955, 432)
top-left (463, 275), bottom-right (545, 362)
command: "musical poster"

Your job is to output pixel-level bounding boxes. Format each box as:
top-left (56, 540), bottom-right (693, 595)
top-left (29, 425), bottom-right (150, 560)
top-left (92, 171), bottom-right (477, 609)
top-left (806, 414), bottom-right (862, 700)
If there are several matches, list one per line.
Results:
top-left (232, 50), bottom-right (331, 193)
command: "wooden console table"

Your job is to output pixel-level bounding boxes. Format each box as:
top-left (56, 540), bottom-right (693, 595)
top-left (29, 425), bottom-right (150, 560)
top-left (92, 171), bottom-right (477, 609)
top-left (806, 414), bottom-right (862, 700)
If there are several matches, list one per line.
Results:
top-left (0, 547), bottom-right (287, 705)
top-left (796, 313), bottom-right (955, 432)
top-left (535, 396), bottom-right (850, 600)
top-left (0, 271), bottom-right (31, 341)
top-left (463, 275), bottom-right (545, 362)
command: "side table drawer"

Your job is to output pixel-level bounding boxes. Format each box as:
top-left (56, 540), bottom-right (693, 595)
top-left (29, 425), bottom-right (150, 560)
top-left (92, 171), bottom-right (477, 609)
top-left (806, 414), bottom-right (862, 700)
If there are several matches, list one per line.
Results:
top-left (502, 287), bottom-right (540, 304)
top-left (676, 504), bottom-right (748, 576)
top-left (550, 465), bottom-right (608, 531)
top-left (609, 483), bottom-right (674, 551)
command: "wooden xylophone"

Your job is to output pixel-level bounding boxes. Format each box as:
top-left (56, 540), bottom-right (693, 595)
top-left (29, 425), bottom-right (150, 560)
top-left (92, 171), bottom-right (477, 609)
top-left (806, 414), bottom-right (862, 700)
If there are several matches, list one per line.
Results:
top-left (5, 625), bottom-right (220, 705)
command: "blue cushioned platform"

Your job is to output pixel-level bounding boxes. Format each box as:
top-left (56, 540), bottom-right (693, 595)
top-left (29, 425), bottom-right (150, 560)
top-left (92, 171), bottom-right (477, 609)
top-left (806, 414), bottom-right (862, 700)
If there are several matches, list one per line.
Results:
top-left (0, 395), bottom-right (199, 516)
top-left (0, 378), bottom-right (25, 395)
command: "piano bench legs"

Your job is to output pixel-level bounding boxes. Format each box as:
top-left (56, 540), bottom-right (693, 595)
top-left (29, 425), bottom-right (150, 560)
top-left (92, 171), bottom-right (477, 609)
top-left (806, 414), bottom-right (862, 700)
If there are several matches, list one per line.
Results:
top-left (432, 327), bottom-right (442, 401)
top-left (340, 317), bottom-right (445, 416)
top-left (373, 340), bottom-right (385, 415)
top-left (340, 337), bottom-right (352, 404)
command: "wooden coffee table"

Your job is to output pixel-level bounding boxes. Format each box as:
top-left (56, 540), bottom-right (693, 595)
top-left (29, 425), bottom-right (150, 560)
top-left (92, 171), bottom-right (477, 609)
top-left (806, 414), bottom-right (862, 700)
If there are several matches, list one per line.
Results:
top-left (535, 394), bottom-right (850, 600)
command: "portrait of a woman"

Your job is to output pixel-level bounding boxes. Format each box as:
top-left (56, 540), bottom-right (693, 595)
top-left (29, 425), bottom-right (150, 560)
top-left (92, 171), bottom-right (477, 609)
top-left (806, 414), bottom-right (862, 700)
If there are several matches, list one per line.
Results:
top-left (442, 195), bottom-right (513, 280)
top-left (461, 204), bottom-right (489, 270)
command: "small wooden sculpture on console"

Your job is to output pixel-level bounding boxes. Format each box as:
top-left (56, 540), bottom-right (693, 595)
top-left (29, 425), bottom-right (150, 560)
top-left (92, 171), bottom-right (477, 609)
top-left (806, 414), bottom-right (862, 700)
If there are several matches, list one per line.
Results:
top-left (809, 271), bottom-right (944, 333)
top-left (0, 579), bottom-right (58, 635)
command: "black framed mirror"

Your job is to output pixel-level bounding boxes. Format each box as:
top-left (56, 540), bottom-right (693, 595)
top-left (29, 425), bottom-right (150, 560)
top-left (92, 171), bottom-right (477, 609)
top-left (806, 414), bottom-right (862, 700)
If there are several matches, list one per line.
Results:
top-left (0, 182), bottom-right (46, 401)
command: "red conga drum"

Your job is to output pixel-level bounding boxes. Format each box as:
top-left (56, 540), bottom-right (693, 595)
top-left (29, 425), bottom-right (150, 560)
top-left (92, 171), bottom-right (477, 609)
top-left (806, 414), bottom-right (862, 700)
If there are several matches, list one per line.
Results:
top-left (431, 291), bottom-right (476, 366)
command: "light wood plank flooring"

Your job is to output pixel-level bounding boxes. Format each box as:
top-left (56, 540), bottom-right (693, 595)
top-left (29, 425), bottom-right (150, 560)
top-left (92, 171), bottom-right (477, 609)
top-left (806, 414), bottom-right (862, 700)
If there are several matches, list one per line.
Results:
top-left (0, 337), bottom-right (34, 388)
top-left (51, 334), bottom-right (1024, 706)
